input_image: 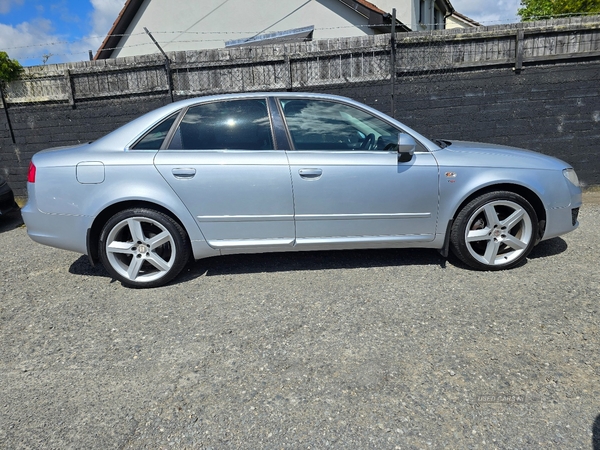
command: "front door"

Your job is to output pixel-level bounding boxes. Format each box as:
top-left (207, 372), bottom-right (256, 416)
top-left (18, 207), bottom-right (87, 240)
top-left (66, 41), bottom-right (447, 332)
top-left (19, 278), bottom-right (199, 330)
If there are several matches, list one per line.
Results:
top-left (278, 98), bottom-right (439, 248)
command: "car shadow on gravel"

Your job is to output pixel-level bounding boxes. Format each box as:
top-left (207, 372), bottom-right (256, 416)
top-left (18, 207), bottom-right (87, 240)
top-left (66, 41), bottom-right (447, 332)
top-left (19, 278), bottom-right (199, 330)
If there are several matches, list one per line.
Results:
top-left (594, 413), bottom-right (600, 450)
top-left (69, 247), bottom-right (446, 285)
top-left (528, 236), bottom-right (568, 259)
top-left (185, 248), bottom-right (444, 278)
top-left (68, 237), bottom-right (568, 286)
top-left (180, 238), bottom-right (566, 283)
top-left (0, 210), bottom-right (23, 234)
top-left (68, 256), bottom-right (111, 278)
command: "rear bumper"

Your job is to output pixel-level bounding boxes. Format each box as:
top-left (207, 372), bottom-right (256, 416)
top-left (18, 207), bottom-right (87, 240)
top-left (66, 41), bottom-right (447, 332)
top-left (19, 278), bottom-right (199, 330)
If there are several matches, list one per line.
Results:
top-left (21, 199), bottom-right (92, 255)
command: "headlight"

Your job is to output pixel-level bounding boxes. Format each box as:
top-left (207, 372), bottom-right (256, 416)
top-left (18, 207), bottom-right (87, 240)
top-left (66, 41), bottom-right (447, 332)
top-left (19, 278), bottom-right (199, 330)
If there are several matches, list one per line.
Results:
top-left (563, 168), bottom-right (579, 187)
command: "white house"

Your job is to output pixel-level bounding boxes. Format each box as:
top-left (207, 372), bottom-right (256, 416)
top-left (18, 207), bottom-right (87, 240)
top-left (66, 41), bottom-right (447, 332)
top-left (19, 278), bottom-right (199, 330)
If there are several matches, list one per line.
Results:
top-left (96, 0), bottom-right (478, 59)
top-left (446, 10), bottom-right (482, 29)
top-left (373, 0), bottom-right (478, 31)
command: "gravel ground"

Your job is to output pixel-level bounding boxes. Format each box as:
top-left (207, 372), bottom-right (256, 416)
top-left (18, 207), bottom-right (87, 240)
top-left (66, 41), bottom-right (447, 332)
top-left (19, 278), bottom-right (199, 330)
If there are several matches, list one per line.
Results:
top-left (0, 195), bottom-right (599, 449)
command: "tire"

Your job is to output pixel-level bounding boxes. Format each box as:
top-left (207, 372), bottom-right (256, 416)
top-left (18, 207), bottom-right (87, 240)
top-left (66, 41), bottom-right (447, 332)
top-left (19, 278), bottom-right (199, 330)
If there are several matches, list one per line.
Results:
top-left (99, 208), bottom-right (190, 288)
top-left (450, 191), bottom-right (538, 271)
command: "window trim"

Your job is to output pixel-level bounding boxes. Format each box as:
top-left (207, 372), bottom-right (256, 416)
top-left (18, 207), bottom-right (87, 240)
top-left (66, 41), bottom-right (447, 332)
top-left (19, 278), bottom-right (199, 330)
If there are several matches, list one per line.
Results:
top-left (160, 107), bottom-right (187, 150)
top-left (268, 96), bottom-right (292, 151)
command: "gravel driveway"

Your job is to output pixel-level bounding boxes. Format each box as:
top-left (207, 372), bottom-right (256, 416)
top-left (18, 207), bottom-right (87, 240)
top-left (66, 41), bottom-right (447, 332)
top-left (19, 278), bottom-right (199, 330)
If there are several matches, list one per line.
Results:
top-left (1, 195), bottom-right (599, 449)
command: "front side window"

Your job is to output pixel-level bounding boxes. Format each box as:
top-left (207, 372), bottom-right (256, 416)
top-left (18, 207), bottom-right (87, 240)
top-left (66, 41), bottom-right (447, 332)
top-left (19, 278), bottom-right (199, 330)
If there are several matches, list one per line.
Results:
top-left (168, 99), bottom-right (274, 150)
top-left (279, 99), bottom-right (402, 151)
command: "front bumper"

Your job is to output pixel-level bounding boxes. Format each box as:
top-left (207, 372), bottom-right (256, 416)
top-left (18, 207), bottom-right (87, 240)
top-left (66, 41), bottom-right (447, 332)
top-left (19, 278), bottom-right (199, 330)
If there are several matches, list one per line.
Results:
top-left (542, 200), bottom-right (581, 241)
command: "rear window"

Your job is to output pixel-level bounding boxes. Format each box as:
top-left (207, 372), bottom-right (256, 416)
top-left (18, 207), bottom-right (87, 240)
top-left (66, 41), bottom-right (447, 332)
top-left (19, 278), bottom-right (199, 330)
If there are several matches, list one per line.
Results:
top-left (131, 112), bottom-right (179, 150)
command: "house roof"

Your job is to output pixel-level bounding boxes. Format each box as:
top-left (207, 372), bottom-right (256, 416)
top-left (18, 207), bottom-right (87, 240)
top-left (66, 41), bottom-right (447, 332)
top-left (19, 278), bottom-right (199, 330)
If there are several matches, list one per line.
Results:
top-left (336, 0), bottom-right (411, 32)
top-left (94, 0), bottom-right (409, 60)
top-left (352, 0), bottom-right (388, 16)
top-left (95, 0), bottom-right (143, 60)
top-left (443, 0), bottom-right (455, 13)
top-left (450, 11), bottom-right (482, 27)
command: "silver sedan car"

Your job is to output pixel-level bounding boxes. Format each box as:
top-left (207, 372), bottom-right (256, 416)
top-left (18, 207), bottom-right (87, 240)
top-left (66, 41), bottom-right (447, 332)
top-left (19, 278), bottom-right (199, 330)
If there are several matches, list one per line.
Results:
top-left (22, 93), bottom-right (582, 288)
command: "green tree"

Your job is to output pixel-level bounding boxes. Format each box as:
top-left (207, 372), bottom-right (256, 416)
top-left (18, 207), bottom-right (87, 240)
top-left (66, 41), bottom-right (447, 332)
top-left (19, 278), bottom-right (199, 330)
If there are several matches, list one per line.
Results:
top-left (0, 51), bottom-right (23, 83)
top-left (518, 0), bottom-right (600, 20)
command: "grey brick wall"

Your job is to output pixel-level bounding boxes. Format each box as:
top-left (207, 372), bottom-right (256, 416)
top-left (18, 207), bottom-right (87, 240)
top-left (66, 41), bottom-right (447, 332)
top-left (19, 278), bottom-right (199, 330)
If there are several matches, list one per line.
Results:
top-left (397, 62), bottom-right (600, 184)
top-left (0, 95), bottom-right (172, 197)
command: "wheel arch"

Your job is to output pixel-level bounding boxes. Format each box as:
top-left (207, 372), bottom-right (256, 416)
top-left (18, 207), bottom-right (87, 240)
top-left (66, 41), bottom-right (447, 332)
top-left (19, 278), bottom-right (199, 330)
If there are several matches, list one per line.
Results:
top-left (450, 183), bottom-right (546, 235)
top-left (86, 200), bottom-right (190, 265)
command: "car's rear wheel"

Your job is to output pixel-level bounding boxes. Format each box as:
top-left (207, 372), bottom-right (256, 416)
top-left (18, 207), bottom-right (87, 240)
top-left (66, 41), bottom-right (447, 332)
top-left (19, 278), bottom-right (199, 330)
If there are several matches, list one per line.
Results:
top-left (99, 208), bottom-right (190, 288)
top-left (451, 191), bottom-right (538, 270)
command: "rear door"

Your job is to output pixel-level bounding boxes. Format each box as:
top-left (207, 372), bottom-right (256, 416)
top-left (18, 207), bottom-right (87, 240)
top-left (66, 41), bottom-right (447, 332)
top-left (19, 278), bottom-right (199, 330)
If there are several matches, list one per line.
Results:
top-left (153, 98), bottom-right (295, 251)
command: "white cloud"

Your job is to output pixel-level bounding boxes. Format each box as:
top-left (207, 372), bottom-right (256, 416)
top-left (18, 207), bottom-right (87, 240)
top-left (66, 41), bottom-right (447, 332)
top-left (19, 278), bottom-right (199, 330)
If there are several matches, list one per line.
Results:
top-left (0, 18), bottom-right (66, 63)
top-left (89, 0), bottom-right (125, 37)
top-left (0, 0), bottom-right (24, 15)
top-left (68, 0), bottom-right (125, 61)
top-left (0, 0), bottom-right (125, 65)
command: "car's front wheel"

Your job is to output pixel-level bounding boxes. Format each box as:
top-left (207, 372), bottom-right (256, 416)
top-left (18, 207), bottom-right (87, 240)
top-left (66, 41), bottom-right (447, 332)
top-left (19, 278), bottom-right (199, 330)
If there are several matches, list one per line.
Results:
top-left (451, 191), bottom-right (538, 270)
top-left (99, 208), bottom-right (190, 288)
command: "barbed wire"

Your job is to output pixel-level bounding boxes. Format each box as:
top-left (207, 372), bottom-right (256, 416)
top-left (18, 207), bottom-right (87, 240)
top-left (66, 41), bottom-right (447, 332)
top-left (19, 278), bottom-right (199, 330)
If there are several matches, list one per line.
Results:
top-left (3, 24), bottom-right (386, 53)
top-left (7, 10), bottom-right (600, 54)
top-left (6, 12), bottom-right (600, 66)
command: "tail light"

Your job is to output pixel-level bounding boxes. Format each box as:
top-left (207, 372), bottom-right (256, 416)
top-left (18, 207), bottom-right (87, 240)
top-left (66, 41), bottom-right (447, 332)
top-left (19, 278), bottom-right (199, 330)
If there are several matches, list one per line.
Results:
top-left (28, 161), bottom-right (36, 183)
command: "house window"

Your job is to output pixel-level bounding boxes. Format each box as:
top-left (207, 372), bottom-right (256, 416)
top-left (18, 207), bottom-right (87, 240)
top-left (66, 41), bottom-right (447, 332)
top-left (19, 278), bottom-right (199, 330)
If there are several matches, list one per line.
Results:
top-left (419, 0), bottom-right (427, 24)
top-left (434, 7), bottom-right (445, 29)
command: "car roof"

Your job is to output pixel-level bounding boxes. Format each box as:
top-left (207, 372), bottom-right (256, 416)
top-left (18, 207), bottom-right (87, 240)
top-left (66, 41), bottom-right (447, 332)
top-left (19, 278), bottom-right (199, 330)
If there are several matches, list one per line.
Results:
top-left (91, 92), bottom-right (438, 152)
top-left (149, 92), bottom-right (366, 118)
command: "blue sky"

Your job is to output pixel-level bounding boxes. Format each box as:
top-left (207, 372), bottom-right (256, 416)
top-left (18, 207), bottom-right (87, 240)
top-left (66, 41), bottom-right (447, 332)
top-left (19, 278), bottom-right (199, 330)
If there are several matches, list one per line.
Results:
top-left (0, 0), bottom-right (125, 66)
top-left (0, 0), bottom-right (521, 67)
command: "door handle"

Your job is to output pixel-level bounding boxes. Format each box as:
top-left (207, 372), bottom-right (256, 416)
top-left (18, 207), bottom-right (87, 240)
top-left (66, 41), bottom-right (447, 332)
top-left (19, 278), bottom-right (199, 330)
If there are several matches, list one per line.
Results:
top-left (298, 168), bottom-right (323, 179)
top-left (172, 168), bottom-right (196, 179)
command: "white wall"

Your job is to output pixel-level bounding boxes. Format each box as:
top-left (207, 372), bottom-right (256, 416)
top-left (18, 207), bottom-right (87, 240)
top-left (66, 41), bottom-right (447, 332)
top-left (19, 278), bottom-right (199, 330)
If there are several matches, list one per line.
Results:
top-left (374, 0), bottom-right (417, 30)
top-left (446, 15), bottom-right (476, 30)
top-left (113, 0), bottom-right (376, 58)
top-left (378, 0), bottom-right (458, 32)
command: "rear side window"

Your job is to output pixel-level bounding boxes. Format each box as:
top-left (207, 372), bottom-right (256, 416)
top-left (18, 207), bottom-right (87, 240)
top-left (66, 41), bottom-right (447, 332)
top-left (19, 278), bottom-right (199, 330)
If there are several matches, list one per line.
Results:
top-left (168, 99), bottom-right (274, 150)
top-left (131, 112), bottom-right (179, 150)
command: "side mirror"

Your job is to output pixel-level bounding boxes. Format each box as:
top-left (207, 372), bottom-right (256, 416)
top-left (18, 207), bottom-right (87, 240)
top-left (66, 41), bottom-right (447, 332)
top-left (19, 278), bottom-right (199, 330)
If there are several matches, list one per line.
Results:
top-left (397, 133), bottom-right (416, 162)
